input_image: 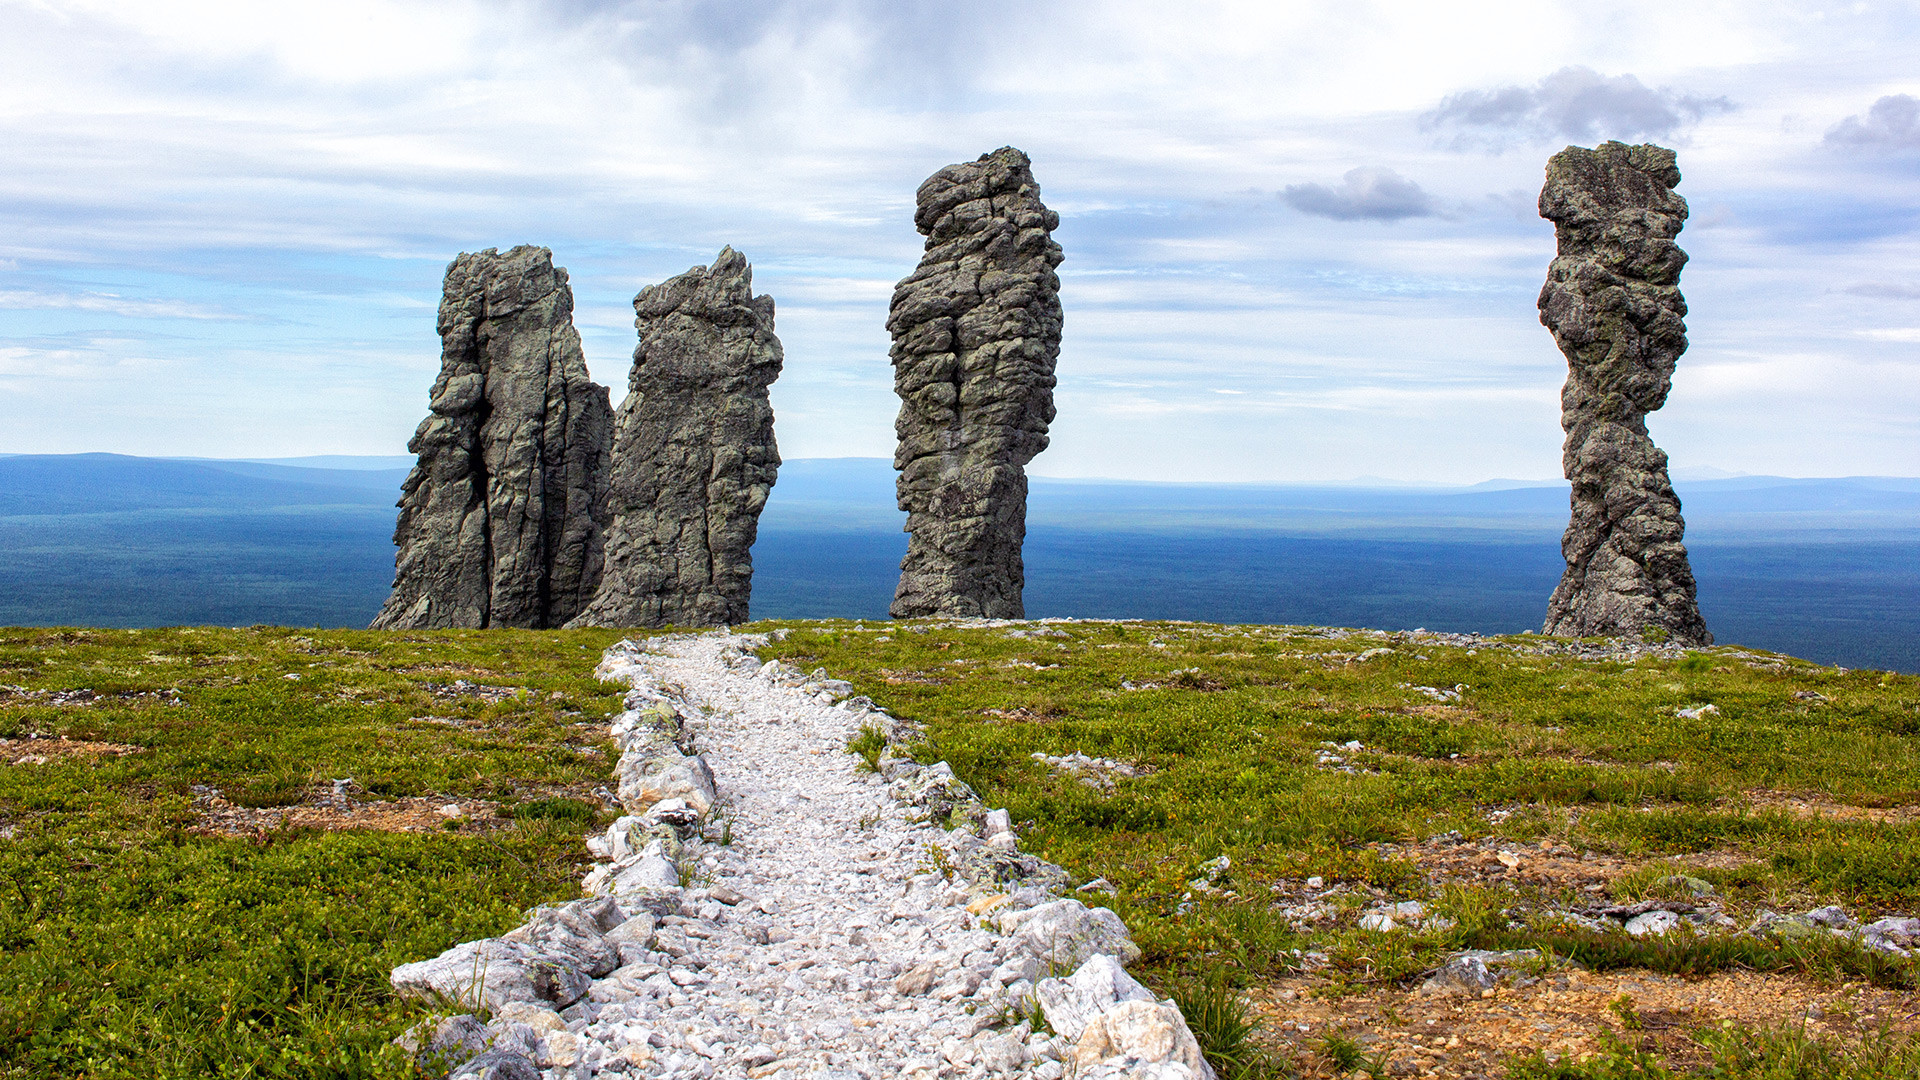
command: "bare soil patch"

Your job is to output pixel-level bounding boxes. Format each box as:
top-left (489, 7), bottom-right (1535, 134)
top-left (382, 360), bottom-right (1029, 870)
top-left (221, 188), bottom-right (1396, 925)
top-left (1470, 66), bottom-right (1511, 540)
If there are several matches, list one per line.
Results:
top-left (1253, 967), bottom-right (1920, 1078)
top-left (192, 794), bottom-right (507, 836)
top-left (0, 734), bottom-right (144, 764)
top-left (1743, 789), bottom-right (1920, 824)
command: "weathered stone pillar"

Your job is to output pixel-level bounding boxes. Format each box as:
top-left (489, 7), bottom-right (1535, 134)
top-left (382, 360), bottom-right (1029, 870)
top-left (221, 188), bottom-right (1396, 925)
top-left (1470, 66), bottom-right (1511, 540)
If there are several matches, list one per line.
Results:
top-left (372, 245), bottom-right (611, 629)
top-left (888, 147), bottom-right (1064, 619)
top-left (1537, 142), bottom-right (1711, 645)
top-left (566, 247), bottom-right (783, 628)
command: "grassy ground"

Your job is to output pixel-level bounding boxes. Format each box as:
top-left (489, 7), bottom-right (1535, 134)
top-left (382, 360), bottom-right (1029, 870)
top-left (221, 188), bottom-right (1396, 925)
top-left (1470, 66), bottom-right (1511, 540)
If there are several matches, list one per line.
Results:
top-left (756, 619), bottom-right (1920, 1079)
top-left (0, 626), bottom-right (635, 1079)
top-left (5, 620), bottom-right (1919, 1079)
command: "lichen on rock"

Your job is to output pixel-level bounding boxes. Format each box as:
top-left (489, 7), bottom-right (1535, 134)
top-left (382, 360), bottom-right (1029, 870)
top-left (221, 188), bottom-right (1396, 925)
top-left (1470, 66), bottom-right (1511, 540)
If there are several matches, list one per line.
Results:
top-left (567, 247), bottom-right (782, 628)
top-left (1536, 142), bottom-right (1710, 646)
top-left (888, 147), bottom-right (1064, 619)
top-left (372, 246), bottom-right (611, 630)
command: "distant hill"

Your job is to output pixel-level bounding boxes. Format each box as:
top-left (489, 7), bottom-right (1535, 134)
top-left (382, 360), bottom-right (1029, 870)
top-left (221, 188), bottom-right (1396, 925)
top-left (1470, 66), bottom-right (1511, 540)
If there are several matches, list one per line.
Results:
top-left (1, 454), bottom-right (1916, 672)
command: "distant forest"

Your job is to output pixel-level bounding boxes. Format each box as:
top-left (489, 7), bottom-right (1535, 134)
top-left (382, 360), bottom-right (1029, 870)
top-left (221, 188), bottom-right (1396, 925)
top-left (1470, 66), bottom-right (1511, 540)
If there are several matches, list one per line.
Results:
top-left (2, 454), bottom-right (1916, 673)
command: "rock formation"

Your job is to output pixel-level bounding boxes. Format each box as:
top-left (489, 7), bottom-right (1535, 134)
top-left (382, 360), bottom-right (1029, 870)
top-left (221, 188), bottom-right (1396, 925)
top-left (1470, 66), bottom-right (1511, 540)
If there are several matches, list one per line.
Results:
top-left (888, 147), bottom-right (1064, 619)
top-left (1537, 142), bottom-right (1711, 645)
top-left (566, 248), bottom-right (782, 628)
top-left (371, 246), bottom-right (611, 630)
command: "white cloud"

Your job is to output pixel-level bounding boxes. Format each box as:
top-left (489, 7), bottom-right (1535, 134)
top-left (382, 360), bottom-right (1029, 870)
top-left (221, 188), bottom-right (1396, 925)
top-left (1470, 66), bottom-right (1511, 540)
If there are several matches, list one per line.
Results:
top-left (0, 0), bottom-right (1914, 480)
top-left (0, 289), bottom-right (238, 320)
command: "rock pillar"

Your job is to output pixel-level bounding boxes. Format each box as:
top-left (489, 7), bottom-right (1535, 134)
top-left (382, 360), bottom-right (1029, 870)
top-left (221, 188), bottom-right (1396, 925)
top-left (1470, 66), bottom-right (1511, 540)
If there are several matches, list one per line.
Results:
top-left (1537, 142), bottom-right (1711, 645)
top-left (372, 246), bottom-right (612, 629)
top-left (888, 147), bottom-right (1064, 619)
top-left (566, 247), bottom-right (783, 628)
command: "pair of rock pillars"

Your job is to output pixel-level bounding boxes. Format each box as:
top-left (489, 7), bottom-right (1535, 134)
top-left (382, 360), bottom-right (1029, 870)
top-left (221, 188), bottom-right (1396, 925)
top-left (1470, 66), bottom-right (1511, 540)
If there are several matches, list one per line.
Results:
top-left (371, 245), bottom-right (782, 630)
top-left (376, 142), bottom-right (1708, 644)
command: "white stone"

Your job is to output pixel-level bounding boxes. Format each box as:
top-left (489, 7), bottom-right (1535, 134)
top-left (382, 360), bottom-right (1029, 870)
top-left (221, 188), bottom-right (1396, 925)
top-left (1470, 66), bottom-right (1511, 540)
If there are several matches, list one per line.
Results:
top-left (1625, 910), bottom-right (1682, 937)
top-left (1072, 1000), bottom-right (1215, 1080)
top-left (1034, 954), bottom-right (1155, 1041)
top-left (1000, 899), bottom-right (1142, 969)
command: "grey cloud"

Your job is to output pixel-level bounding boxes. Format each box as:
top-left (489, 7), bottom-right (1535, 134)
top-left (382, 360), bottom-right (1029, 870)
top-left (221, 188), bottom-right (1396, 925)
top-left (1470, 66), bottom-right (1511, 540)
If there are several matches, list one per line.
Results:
top-left (1423, 66), bottom-right (1733, 146)
top-left (1825, 95), bottom-right (1920, 152)
top-left (538, 0), bottom-right (1045, 117)
top-left (1283, 167), bottom-right (1436, 221)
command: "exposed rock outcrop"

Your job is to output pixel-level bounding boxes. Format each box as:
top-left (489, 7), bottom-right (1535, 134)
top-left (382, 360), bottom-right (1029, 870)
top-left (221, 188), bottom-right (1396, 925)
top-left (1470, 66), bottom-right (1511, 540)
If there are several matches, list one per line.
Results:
top-left (566, 248), bottom-right (782, 628)
top-left (888, 147), bottom-right (1064, 619)
top-left (373, 246), bottom-right (612, 630)
top-left (1537, 142), bottom-right (1711, 646)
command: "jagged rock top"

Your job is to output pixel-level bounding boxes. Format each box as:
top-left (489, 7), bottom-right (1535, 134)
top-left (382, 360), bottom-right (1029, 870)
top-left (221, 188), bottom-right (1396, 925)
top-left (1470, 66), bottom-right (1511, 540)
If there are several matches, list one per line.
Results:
top-left (1537, 143), bottom-right (1709, 646)
top-left (888, 147), bottom-right (1064, 620)
top-left (372, 245), bottom-right (611, 630)
top-left (565, 246), bottom-right (782, 629)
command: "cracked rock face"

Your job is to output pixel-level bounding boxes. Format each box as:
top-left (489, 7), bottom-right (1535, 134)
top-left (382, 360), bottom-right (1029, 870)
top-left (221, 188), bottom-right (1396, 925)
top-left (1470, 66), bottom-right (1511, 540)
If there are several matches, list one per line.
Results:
top-left (1537, 142), bottom-right (1711, 646)
top-left (372, 246), bottom-right (611, 630)
top-left (888, 147), bottom-right (1064, 619)
top-left (566, 247), bottom-right (782, 628)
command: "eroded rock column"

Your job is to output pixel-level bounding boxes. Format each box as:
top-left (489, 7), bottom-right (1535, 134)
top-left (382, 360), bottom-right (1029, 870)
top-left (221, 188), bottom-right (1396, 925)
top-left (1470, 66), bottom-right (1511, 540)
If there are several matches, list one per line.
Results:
top-left (372, 246), bottom-right (612, 629)
top-left (1538, 142), bottom-right (1711, 646)
top-left (889, 147), bottom-right (1064, 619)
top-left (567, 247), bottom-right (782, 628)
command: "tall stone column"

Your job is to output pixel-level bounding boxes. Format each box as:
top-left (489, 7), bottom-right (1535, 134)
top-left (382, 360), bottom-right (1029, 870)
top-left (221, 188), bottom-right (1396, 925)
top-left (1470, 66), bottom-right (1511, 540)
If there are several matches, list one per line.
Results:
top-left (372, 246), bottom-right (612, 630)
top-left (1537, 142), bottom-right (1711, 646)
top-left (888, 147), bottom-right (1064, 619)
top-left (566, 247), bottom-right (783, 628)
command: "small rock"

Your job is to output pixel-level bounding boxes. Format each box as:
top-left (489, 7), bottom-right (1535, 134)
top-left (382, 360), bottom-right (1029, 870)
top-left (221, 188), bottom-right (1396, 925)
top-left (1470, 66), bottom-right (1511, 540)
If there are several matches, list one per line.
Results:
top-left (895, 962), bottom-right (940, 996)
top-left (448, 1050), bottom-right (541, 1080)
top-left (1035, 954), bottom-right (1155, 1042)
top-left (1625, 910), bottom-right (1682, 937)
top-left (1001, 899), bottom-right (1142, 969)
top-left (1072, 1000), bottom-right (1216, 1080)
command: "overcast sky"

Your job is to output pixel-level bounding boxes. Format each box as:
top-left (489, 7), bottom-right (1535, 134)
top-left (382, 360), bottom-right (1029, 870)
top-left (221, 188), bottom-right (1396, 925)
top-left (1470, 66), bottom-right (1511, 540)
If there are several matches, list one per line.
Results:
top-left (2, 0), bottom-right (1917, 483)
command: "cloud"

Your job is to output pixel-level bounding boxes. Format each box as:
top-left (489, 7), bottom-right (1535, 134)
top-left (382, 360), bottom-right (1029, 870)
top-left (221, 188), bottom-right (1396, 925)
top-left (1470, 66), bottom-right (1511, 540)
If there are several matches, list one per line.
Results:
top-left (1423, 66), bottom-right (1733, 146)
top-left (0, 290), bottom-right (238, 320)
top-left (1858, 328), bottom-right (1920, 343)
top-left (1845, 282), bottom-right (1920, 300)
top-left (1282, 167), bottom-right (1436, 221)
top-left (1825, 95), bottom-right (1920, 152)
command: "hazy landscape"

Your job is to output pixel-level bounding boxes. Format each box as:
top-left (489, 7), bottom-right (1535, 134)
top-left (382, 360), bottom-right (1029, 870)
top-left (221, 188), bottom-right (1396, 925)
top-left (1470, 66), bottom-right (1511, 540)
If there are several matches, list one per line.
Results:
top-left (4, 453), bottom-right (1915, 673)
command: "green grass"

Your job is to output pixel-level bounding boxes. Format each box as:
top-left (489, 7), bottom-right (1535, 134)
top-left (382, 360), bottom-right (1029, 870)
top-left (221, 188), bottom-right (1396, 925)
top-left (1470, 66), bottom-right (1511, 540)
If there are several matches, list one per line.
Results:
top-left (0, 625), bottom-right (638, 1079)
top-left (756, 618), bottom-right (1920, 1074)
top-left (7, 618), bottom-right (1920, 1077)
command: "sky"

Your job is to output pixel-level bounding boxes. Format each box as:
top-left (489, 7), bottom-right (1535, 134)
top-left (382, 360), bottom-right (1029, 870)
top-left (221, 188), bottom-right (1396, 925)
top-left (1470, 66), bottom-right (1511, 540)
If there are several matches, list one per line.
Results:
top-left (1, 0), bottom-right (1917, 484)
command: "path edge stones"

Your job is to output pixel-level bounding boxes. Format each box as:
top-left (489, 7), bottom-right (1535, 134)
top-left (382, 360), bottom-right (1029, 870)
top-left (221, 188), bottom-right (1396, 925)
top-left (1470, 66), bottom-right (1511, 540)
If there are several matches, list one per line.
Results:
top-left (387, 632), bottom-right (1219, 1080)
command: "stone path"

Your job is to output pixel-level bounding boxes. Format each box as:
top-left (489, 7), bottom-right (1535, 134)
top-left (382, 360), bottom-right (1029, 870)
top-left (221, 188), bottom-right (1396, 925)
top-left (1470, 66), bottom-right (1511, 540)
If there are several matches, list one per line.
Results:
top-left (391, 631), bottom-right (1213, 1080)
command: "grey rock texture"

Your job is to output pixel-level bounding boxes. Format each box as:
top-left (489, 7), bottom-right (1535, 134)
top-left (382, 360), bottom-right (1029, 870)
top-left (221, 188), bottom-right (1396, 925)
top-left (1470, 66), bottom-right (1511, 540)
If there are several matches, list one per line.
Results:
top-left (567, 247), bottom-right (781, 628)
top-left (889, 147), bottom-right (1063, 619)
top-left (1537, 142), bottom-right (1711, 646)
top-left (372, 246), bottom-right (611, 630)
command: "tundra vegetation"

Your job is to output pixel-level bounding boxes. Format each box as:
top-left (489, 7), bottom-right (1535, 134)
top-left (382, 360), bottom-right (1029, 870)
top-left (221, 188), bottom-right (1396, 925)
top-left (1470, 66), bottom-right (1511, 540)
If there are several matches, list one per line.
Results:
top-left (1, 620), bottom-right (1918, 1078)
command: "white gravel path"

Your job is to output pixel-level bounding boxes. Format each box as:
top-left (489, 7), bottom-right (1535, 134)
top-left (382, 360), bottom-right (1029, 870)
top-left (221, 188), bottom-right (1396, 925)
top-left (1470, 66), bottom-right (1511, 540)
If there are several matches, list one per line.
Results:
top-left (567, 631), bottom-right (1069, 1080)
top-left (396, 629), bottom-right (1210, 1080)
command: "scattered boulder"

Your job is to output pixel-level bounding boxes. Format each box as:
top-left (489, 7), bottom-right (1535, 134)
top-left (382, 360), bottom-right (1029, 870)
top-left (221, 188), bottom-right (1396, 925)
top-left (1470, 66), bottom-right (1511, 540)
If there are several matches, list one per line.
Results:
top-left (399, 1014), bottom-right (490, 1079)
top-left (889, 147), bottom-right (1064, 619)
top-left (1000, 898), bottom-right (1142, 970)
top-left (568, 247), bottom-right (783, 629)
top-left (1536, 142), bottom-right (1710, 646)
top-left (1420, 949), bottom-right (1541, 995)
top-left (447, 1050), bottom-right (541, 1080)
top-left (1035, 954), bottom-right (1156, 1041)
top-left (373, 245), bottom-right (612, 630)
top-left (1072, 1000), bottom-right (1217, 1080)
top-left (390, 938), bottom-right (595, 1012)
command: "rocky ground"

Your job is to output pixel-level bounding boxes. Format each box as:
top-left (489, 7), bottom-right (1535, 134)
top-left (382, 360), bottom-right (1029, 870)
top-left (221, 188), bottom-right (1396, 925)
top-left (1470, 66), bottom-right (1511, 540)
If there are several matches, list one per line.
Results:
top-left (390, 631), bottom-right (1215, 1080)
